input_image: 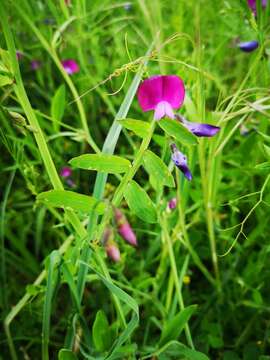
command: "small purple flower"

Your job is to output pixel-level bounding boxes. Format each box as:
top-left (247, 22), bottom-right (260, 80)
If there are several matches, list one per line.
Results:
top-left (115, 209), bottom-right (137, 247)
top-left (106, 243), bottom-right (121, 262)
top-left (176, 114), bottom-right (220, 137)
top-left (168, 197), bottom-right (177, 210)
top-left (60, 166), bottom-right (72, 178)
top-left (61, 59), bottom-right (80, 75)
top-left (137, 75), bottom-right (185, 120)
top-left (247, 0), bottom-right (267, 13)
top-left (171, 144), bottom-right (192, 181)
top-left (31, 60), bottom-right (41, 70)
top-left (238, 40), bottom-right (259, 52)
top-left (16, 51), bottom-right (23, 60)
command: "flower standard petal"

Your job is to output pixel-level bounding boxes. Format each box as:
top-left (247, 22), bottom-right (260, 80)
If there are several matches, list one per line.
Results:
top-left (162, 75), bottom-right (185, 109)
top-left (171, 144), bottom-right (192, 181)
top-left (137, 75), bottom-right (163, 111)
top-left (137, 75), bottom-right (185, 120)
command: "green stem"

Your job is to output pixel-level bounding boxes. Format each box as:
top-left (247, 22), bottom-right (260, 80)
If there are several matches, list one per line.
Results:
top-left (161, 215), bottom-right (194, 349)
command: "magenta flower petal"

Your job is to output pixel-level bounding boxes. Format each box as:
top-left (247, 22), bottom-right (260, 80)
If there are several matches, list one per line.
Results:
top-left (137, 75), bottom-right (185, 119)
top-left (238, 41), bottom-right (259, 52)
top-left (61, 59), bottom-right (80, 75)
top-left (171, 144), bottom-right (192, 181)
top-left (247, 0), bottom-right (267, 13)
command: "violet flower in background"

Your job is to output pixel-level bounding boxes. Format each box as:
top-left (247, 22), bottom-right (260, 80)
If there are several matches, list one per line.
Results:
top-left (175, 114), bottom-right (220, 137)
top-left (137, 75), bottom-right (185, 120)
top-left (61, 59), bottom-right (80, 75)
top-left (60, 166), bottom-right (72, 178)
top-left (238, 40), bottom-right (259, 52)
top-left (16, 51), bottom-right (23, 60)
top-left (114, 209), bottom-right (137, 247)
top-left (171, 143), bottom-right (192, 181)
top-left (31, 60), bottom-right (41, 70)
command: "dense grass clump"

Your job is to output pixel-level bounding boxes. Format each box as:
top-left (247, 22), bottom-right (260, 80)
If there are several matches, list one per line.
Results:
top-left (1, 1), bottom-right (270, 359)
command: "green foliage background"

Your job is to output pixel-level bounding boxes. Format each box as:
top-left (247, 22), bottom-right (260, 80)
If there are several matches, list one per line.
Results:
top-left (1, 0), bottom-right (270, 359)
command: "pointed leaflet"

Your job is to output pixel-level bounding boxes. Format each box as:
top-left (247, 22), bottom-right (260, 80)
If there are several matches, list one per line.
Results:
top-left (69, 154), bottom-right (131, 174)
top-left (123, 180), bottom-right (157, 223)
top-left (37, 190), bottom-right (105, 214)
top-left (118, 118), bottom-right (151, 138)
top-left (143, 150), bottom-right (175, 187)
top-left (158, 118), bottom-right (198, 145)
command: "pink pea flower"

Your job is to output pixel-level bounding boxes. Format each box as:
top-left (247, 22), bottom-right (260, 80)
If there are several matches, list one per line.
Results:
top-left (114, 209), bottom-right (137, 247)
top-left (171, 143), bottom-right (192, 181)
top-left (247, 0), bottom-right (267, 13)
top-left (106, 243), bottom-right (121, 262)
top-left (60, 166), bottom-right (72, 178)
top-left (175, 114), bottom-right (220, 137)
top-left (61, 59), bottom-right (80, 75)
top-left (31, 60), bottom-right (41, 70)
top-left (137, 75), bottom-right (185, 120)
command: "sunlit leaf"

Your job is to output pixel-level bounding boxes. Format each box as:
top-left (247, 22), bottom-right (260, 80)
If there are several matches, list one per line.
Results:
top-left (69, 154), bottom-right (131, 174)
top-left (37, 190), bottom-right (105, 214)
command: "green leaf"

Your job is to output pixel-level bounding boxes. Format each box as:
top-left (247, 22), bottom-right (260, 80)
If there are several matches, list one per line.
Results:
top-left (255, 162), bottom-right (270, 170)
top-left (158, 118), bottom-right (197, 145)
top-left (155, 341), bottom-right (209, 360)
top-left (0, 74), bottom-right (13, 87)
top-left (143, 150), bottom-right (175, 188)
top-left (58, 349), bottom-right (78, 360)
top-left (159, 305), bottom-right (197, 346)
top-left (123, 180), bottom-right (157, 223)
top-left (263, 144), bottom-right (270, 159)
top-left (118, 118), bottom-right (151, 138)
top-left (69, 154), bottom-right (131, 174)
top-left (51, 84), bottom-right (66, 131)
top-left (37, 190), bottom-right (105, 214)
top-left (92, 310), bottom-right (111, 352)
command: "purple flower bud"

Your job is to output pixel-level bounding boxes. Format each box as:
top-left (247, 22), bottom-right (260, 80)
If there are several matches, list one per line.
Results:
top-left (60, 166), bottom-right (72, 178)
top-left (61, 59), bottom-right (80, 75)
top-left (106, 244), bottom-right (121, 262)
top-left (238, 41), bottom-right (259, 52)
top-left (118, 223), bottom-right (137, 247)
top-left (114, 209), bottom-right (137, 247)
top-left (176, 115), bottom-right (220, 137)
top-left (168, 197), bottom-right (177, 210)
top-left (171, 144), bottom-right (192, 181)
top-left (31, 60), bottom-right (41, 70)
